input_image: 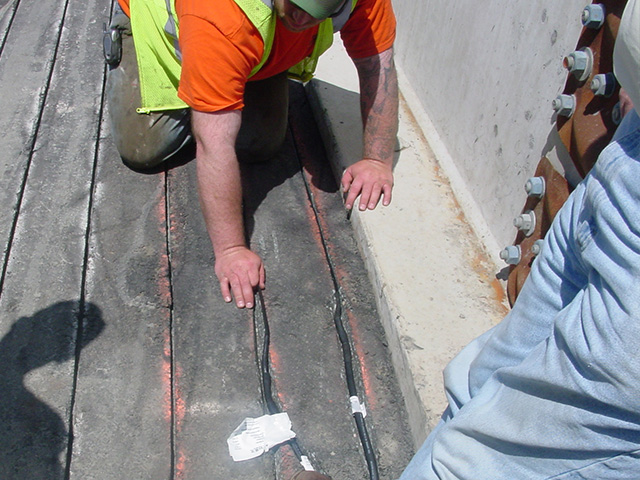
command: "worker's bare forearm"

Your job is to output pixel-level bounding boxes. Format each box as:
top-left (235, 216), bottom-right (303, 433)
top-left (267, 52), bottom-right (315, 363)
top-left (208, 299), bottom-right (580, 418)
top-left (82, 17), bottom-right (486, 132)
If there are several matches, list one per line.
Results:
top-left (192, 108), bottom-right (265, 308)
top-left (354, 47), bottom-right (399, 165)
top-left (196, 150), bottom-right (245, 255)
top-left (192, 109), bottom-right (245, 256)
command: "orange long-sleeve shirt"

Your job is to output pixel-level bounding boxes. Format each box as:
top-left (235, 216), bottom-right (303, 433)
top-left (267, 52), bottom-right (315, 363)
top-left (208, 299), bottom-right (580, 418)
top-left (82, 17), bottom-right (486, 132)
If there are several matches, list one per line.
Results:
top-left (118, 0), bottom-right (395, 112)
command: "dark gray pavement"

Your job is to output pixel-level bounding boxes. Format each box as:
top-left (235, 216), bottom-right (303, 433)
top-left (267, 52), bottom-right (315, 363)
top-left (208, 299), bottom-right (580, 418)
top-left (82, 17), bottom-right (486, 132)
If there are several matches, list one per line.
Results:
top-left (0, 0), bottom-right (413, 478)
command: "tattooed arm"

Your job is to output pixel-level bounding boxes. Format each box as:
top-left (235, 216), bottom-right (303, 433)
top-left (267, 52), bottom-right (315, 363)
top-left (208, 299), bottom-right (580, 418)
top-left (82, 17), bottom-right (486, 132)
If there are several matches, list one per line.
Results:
top-left (342, 47), bottom-right (399, 211)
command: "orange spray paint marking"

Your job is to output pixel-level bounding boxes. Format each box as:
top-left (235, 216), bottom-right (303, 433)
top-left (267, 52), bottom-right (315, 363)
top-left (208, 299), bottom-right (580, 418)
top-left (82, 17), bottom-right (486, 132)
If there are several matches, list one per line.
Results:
top-left (300, 170), bottom-right (374, 396)
top-left (155, 177), bottom-right (189, 478)
top-left (175, 452), bottom-right (188, 480)
top-left (174, 363), bottom-right (188, 480)
top-left (300, 169), bottom-right (380, 412)
top-left (162, 328), bottom-right (173, 425)
top-left (345, 307), bottom-right (377, 411)
top-left (269, 346), bottom-right (290, 409)
top-left (155, 185), bottom-right (174, 425)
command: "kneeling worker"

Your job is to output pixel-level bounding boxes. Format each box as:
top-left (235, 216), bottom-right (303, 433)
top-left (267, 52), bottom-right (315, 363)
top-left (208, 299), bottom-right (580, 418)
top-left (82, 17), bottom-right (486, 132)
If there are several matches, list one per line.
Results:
top-left (105, 0), bottom-right (399, 309)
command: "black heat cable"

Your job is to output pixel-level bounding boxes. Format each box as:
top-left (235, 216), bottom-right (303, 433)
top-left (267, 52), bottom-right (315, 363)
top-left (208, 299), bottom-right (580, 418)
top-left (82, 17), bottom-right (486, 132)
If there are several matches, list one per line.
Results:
top-left (330, 287), bottom-right (379, 480)
top-left (253, 202), bottom-right (380, 479)
top-left (254, 290), bottom-right (305, 462)
top-left (295, 140), bottom-right (379, 479)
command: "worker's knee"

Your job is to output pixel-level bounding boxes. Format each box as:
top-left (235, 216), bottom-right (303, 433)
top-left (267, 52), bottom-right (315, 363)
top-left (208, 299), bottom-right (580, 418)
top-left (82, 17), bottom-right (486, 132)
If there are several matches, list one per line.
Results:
top-left (105, 29), bottom-right (192, 170)
top-left (110, 110), bottom-right (193, 170)
top-left (117, 137), bottom-right (187, 170)
top-left (106, 70), bottom-right (191, 170)
top-left (116, 142), bottom-right (165, 171)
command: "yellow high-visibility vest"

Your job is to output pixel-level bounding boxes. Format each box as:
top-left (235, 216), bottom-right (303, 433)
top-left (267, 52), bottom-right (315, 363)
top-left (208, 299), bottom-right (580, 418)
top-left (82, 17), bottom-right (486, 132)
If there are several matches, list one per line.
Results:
top-left (130, 0), bottom-right (355, 114)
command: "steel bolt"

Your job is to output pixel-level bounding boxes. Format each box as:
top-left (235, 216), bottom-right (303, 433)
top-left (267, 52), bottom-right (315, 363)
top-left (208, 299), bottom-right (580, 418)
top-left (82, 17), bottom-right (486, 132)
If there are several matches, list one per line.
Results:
top-left (525, 176), bottom-right (546, 198)
top-left (500, 245), bottom-right (521, 265)
top-left (513, 210), bottom-right (536, 237)
top-left (531, 239), bottom-right (545, 256)
top-left (591, 72), bottom-right (616, 97)
top-left (582, 4), bottom-right (606, 29)
top-left (563, 48), bottom-right (593, 82)
top-left (552, 94), bottom-right (576, 117)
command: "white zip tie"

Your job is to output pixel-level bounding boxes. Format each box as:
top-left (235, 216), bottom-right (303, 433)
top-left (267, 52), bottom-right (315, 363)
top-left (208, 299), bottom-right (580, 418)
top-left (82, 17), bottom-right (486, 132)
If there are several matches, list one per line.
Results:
top-left (300, 455), bottom-right (315, 471)
top-left (349, 396), bottom-right (367, 417)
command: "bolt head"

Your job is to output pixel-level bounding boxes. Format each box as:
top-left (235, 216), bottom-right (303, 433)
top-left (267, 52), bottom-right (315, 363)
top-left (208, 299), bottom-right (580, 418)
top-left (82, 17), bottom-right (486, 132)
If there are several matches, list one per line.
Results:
top-left (531, 239), bottom-right (544, 256)
top-left (582, 4), bottom-right (606, 29)
top-left (565, 50), bottom-right (588, 73)
top-left (513, 211), bottom-right (536, 236)
top-left (500, 245), bottom-right (521, 265)
top-left (525, 177), bottom-right (545, 197)
top-left (552, 94), bottom-right (576, 117)
top-left (591, 72), bottom-right (616, 97)
top-left (563, 48), bottom-right (593, 81)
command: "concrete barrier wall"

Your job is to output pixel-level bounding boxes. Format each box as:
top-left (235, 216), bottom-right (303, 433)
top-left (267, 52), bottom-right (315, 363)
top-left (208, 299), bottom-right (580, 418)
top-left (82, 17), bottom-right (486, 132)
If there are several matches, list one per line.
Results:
top-left (392, 0), bottom-right (587, 253)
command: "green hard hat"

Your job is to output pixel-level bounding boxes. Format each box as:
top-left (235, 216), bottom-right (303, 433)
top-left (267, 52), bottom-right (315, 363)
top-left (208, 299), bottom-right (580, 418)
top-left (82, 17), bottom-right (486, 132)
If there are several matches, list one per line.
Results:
top-left (290, 0), bottom-right (347, 19)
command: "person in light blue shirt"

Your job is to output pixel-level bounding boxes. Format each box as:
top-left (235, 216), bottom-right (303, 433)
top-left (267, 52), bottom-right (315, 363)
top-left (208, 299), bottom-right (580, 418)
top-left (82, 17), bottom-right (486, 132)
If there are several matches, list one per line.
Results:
top-left (400, 1), bottom-right (640, 478)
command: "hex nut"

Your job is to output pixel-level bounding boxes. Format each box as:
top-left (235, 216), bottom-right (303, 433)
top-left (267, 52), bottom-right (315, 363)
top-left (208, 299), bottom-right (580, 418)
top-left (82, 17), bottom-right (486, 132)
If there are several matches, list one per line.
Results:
top-left (513, 210), bottom-right (536, 237)
top-left (531, 239), bottom-right (545, 256)
top-left (582, 4), bottom-right (606, 29)
top-left (500, 245), bottom-right (521, 265)
top-left (591, 73), bottom-right (616, 97)
top-left (563, 48), bottom-right (593, 82)
top-left (525, 176), bottom-right (546, 198)
top-left (552, 94), bottom-right (576, 117)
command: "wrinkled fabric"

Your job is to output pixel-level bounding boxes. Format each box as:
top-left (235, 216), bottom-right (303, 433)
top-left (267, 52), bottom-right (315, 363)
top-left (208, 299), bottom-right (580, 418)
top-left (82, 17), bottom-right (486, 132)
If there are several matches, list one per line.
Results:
top-left (399, 109), bottom-right (640, 480)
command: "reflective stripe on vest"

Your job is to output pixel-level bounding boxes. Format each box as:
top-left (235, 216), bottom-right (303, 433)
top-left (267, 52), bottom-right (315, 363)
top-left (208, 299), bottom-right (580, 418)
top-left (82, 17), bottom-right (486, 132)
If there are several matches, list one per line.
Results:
top-left (130, 0), bottom-right (186, 113)
top-left (130, 0), bottom-right (356, 114)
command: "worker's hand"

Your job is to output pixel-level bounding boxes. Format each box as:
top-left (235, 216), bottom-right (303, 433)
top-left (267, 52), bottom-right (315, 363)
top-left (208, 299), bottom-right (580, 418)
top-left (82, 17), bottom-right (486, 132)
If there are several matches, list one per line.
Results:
top-left (341, 158), bottom-right (393, 211)
top-left (214, 246), bottom-right (265, 309)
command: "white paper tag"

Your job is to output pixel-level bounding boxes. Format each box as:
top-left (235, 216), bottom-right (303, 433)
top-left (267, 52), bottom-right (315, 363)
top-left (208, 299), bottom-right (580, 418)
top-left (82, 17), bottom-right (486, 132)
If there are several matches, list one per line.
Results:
top-left (227, 412), bottom-right (296, 461)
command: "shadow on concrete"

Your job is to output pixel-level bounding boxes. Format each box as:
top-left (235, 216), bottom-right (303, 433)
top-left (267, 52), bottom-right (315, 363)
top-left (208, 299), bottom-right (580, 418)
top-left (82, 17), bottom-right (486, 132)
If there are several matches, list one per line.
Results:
top-left (0, 301), bottom-right (104, 479)
top-left (306, 79), bottom-right (401, 175)
top-left (241, 81), bottom-right (342, 244)
top-left (540, 124), bottom-right (583, 188)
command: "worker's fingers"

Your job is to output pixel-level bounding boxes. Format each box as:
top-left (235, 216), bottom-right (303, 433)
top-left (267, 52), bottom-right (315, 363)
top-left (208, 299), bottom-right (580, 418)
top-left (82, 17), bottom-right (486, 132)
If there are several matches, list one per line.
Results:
top-left (240, 276), bottom-right (256, 309)
top-left (342, 159), bottom-right (394, 211)
top-left (360, 182), bottom-right (384, 211)
top-left (228, 273), bottom-right (255, 309)
top-left (341, 169), bottom-right (354, 193)
top-left (214, 247), bottom-right (265, 309)
top-left (381, 182), bottom-right (392, 206)
top-left (356, 183), bottom-right (372, 211)
top-left (344, 185), bottom-right (362, 211)
top-left (219, 278), bottom-right (233, 304)
top-left (341, 171), bottom-right (358, 210)
top-left (343, 173), bottom-right (364, 211)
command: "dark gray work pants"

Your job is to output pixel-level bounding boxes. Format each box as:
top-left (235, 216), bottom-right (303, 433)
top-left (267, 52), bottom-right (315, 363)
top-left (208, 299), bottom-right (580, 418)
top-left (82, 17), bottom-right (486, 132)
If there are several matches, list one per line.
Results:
top-left (105, 14), bottom-right (289, 170)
